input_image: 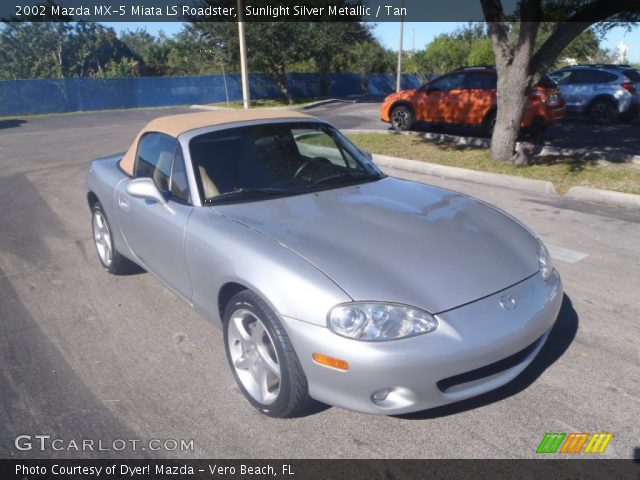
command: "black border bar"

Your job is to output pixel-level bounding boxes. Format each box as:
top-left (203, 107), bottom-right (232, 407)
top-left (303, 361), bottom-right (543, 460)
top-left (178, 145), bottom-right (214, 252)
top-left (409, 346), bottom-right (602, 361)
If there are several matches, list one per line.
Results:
top-left (2, 459), bottom-right (639, 480)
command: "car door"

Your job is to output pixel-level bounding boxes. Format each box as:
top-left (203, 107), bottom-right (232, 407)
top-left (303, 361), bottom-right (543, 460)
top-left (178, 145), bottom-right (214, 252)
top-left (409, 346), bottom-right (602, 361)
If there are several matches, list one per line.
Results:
top-left (115, 132), bottom-right (194, 300)
top-left (423, 73), bottom-right (464, 123)
top-left (553, 70), bottom-right (579, 111)
top-left (461, 72), bottom-right (496, 125)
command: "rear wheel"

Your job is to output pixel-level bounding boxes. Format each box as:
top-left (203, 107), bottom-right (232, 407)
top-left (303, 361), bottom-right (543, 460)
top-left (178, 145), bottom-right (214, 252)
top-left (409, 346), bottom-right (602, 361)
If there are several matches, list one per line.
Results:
top-left (588, 99), bottom-right (618, 125)
top-left (390, 105), bottom-right (415, 131)
top-left (223, 290), bottom-right (313, 418)
top-left (483, 110), bottom-right (496, 137)
top-left (619, 110), bottom-right (638, 123)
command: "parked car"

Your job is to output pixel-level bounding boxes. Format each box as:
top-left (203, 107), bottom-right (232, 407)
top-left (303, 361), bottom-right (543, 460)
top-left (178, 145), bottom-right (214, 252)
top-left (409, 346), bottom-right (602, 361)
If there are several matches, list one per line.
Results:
top-left (87, 110), bottom-right (562, 417)
top-left (380, 66), bottom-right (565, 135)
top-left (548, 64), bottom-right (640, 124)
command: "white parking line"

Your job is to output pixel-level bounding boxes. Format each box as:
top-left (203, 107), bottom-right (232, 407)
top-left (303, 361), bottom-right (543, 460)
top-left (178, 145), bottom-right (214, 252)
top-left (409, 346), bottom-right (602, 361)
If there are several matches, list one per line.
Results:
top-left (546, 243), bottom-right (589, 264)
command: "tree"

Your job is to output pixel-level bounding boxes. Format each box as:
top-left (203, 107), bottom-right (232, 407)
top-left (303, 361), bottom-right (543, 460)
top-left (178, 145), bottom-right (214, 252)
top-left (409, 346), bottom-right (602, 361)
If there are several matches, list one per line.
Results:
top-left (343, 41), bottom-right (395, 93)
top-left (186, 22), bottom-right (373, 102)
top-left (480, 0), bottom-right (639, 164)
top-left (0, 22), bottom-right (71, 79)
top-left (467, 37), bottom-right (496, 65)
top-left (0, 22), bottom-right (139, 79)
top-left (120, 29), bottom-right (171, 76)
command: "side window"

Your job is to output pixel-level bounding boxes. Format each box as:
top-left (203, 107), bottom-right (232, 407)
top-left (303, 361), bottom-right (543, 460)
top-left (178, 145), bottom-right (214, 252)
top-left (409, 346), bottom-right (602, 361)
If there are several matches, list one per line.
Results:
top-left (464, 73), bottom-right (497, 90)
top-left (428, 73), bottom-right (465, 92)
top-left (571, 70), bottom-right (617, 84)
top-left (170, 146), bottom-right (190, 203)
top-left (135, 133), bottom-right (190, 203)
top-left (552, 71), bottom-right (573, 85)
top-left (135, 133), bottom-right (176, 193)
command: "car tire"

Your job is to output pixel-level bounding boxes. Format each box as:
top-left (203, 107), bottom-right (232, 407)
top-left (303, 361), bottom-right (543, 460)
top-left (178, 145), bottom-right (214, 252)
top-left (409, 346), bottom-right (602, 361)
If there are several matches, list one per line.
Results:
top-left (390, 105), bottom-right (415, 131)
top-left (91, 201), bottom-right (132, 275)
top-left (588, 99), bottom-right (618, 125)
top-left (223, 290), bottom-right (313, 418)
top-left (483, 110), bottom-right (497, 137)
top-left (619, 110), bottom-right (638, 123)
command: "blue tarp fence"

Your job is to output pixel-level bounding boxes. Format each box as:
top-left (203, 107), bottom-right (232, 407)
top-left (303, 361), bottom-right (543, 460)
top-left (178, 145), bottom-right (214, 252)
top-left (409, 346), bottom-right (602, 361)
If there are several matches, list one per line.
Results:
top-left (0, 73), bottom-right (421, 116)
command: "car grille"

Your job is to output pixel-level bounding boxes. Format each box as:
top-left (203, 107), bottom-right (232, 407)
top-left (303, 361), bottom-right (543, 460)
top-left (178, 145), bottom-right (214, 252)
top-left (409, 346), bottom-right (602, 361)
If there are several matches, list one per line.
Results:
top-left (436, 335), bottom-right (544, 393)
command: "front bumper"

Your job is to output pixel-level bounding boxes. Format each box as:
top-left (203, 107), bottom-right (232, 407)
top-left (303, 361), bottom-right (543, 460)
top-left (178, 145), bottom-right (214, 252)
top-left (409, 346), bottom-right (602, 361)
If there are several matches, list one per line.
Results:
top-left (281, 270), bottom-right (563, 415)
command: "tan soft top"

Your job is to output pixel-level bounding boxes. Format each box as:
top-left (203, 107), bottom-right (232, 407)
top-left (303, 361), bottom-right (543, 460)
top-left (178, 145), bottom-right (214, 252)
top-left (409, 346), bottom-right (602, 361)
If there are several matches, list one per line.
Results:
top-left (119, 109), bottom-right (313, 176)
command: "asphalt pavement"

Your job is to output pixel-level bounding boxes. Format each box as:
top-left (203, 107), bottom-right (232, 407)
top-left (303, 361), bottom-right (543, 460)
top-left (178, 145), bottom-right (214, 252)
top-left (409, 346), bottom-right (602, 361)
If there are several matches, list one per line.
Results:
top-left (0, 106), bottom-right (638, 459)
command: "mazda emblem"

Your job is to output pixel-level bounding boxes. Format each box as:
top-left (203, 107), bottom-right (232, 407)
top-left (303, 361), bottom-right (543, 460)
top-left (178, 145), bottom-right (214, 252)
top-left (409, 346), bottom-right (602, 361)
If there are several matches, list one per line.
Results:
top-left (499, 294), bottom-right (517, 311)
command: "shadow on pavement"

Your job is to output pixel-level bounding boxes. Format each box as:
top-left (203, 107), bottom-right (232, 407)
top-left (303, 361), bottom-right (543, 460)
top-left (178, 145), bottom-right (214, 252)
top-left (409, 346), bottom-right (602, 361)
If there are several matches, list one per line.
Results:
top-left (0, 119), bottom-right (26, 129)
top-left (396, 293), bottom-right (578, 420)
top-left (0, 265), bottom-right (150, 458)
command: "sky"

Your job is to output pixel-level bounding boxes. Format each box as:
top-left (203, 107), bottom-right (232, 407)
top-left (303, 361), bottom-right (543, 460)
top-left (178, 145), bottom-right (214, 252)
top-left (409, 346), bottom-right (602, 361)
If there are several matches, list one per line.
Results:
top-left (102, 22), bottom-right (640, 63)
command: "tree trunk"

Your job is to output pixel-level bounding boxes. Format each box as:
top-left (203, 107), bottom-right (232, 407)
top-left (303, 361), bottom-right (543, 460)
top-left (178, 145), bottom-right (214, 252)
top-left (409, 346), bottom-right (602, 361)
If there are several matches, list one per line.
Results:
top-left (484, 20), bottom-right (539, 164)
top-left (273, 70), bottom-right (294, 105)
top-left (489, 68), bottom-right (531, 163)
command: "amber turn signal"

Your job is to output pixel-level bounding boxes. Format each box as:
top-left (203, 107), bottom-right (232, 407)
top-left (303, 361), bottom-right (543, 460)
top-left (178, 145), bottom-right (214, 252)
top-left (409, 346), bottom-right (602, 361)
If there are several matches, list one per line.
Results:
top-left (312, 353), bottom-right (349, 371)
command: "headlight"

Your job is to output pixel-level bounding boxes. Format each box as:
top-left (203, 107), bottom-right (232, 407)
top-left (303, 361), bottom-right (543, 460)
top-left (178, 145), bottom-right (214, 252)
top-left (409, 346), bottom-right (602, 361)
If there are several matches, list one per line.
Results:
top-left (328, 303), bottom-right (438, 341)
top-left (538, 241), bottom-right (553, 281)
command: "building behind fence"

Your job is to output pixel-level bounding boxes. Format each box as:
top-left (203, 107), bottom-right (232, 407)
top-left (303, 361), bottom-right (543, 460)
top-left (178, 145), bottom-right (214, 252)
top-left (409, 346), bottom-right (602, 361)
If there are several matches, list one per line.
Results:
top-left (0, 73), bottom-right (421, 116)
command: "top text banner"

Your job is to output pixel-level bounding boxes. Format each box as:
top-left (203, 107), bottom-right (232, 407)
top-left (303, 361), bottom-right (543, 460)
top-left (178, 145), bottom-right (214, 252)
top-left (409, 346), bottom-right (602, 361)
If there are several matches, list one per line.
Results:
top-left (4, 0), bottom-right (590, 23)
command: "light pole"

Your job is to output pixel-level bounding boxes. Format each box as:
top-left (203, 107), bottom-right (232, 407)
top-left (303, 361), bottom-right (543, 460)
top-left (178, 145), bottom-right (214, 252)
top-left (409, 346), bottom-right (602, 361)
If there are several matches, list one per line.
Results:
top-left (395, 1), bottom-right (405, 93)
top-left (237, 0), bottom-right (250, 109)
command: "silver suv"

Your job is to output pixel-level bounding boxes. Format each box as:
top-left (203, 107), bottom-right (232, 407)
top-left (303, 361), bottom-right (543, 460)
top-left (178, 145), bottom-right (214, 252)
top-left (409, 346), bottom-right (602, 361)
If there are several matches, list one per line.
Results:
top-left (549, 65), bottom-right (640, 124)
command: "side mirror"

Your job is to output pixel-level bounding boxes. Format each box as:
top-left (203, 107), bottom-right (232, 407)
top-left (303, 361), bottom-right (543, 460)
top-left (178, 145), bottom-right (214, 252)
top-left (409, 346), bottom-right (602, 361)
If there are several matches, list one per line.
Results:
top-left (360, 149), bottom-right (373, 161)
top-left (126, 178), bottom-right (167, 206)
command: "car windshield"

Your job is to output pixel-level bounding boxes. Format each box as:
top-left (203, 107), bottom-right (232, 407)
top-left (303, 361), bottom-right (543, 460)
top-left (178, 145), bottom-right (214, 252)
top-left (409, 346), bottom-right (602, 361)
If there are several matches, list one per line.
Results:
top-left (190, 122), bottom-right (385, 204)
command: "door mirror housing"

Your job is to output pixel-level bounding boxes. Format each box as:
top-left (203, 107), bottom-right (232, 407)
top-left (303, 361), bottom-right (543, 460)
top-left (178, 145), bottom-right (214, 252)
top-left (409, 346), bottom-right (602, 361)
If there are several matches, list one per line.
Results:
top-left (126, 178), bottom-right (167, 206)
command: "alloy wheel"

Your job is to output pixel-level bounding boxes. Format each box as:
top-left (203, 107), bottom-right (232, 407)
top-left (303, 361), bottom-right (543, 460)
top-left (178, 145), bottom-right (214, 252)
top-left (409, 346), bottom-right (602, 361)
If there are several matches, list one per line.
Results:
top-left (227, 308), bottom-right (281, 405)
top-left (92, 210), bottom-right (113, 268)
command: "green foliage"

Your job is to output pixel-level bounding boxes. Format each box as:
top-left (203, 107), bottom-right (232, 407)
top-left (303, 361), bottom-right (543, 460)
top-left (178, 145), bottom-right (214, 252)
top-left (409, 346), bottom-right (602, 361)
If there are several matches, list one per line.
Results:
top-left (185, 21), bottom-right (375, 101)
top-left (414, 23), bottom-right (491, 76)
top-left (0, 22), bottom-right (138, 79)
top-left (534, 24), bottom-right (606, 68)
top-left (467, 38), bottom-right (495, 66)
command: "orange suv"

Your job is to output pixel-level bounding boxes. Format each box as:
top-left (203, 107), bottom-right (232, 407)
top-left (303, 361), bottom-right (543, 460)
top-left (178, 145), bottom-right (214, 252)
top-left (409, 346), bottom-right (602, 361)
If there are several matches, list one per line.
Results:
top-left (381, 66), bottom-right (565, 135)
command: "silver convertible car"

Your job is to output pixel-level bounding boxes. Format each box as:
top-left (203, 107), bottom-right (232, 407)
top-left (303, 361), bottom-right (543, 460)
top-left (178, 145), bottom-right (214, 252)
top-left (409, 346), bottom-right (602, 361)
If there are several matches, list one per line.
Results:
top-left (87, 110), bottom-right (563, 417)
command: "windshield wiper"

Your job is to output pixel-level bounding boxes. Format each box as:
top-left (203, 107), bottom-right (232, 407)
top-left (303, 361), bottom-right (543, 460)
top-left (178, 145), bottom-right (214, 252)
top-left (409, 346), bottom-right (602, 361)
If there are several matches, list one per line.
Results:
top-left (312, 171), bottom-right (382, 186)
top-left (204, 187), bottom-right (295, 205)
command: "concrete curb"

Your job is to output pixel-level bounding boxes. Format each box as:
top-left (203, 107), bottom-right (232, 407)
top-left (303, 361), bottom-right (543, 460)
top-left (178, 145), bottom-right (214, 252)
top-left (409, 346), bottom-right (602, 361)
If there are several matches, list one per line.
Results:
top-left (373, 153), bottom-right (640, 209)
top-left (344, 128), bottom-right (640, 163)
top-left (373, 154), bottom-right (557, 196)
top-left (565, 186), bottom-right (640, 208)
top-left (302, 98), bottom-right (356, 109)
top-left (190, 104), bottom-right (233, 111)
top-left (191, 99), bottom-right (354, 112)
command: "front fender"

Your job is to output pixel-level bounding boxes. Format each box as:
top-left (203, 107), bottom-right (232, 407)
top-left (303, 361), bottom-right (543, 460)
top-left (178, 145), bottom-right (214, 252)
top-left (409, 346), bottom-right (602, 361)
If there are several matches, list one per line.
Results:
top-left (186, 207), bottom-right (352, 327)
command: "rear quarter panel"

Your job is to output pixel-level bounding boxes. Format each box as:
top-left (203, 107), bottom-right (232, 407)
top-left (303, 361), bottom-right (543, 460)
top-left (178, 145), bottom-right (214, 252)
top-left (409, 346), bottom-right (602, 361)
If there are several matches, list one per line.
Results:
top-left (86, 155), bottom-right (131, 260)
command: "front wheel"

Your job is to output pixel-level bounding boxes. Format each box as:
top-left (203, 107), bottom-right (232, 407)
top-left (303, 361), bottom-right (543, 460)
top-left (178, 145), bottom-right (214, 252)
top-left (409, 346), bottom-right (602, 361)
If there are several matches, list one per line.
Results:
top-left (390, 105), bottom-right (415, 131)
top-left (223, 290), bottom-right (313, 418)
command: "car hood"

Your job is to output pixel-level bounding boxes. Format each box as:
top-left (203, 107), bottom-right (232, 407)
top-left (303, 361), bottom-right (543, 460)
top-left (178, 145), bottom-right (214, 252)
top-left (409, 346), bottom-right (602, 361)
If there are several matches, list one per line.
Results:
top-left (218, 177), bottom-right (540, 313)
